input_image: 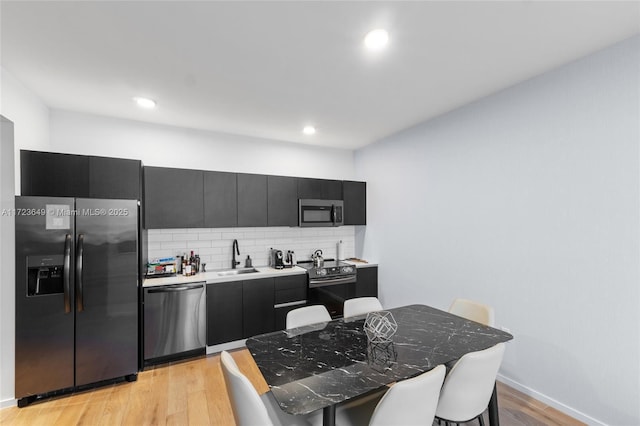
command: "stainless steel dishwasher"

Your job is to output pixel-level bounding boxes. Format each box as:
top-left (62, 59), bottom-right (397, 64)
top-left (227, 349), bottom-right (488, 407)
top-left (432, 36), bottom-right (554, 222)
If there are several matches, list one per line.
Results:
top-left (144, 282), bottom-right (206, 362)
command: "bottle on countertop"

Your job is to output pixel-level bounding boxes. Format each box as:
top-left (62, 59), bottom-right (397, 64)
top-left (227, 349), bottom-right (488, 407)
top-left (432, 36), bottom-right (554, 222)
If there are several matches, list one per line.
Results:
top-left (245, 255), bottom-right (252, 268)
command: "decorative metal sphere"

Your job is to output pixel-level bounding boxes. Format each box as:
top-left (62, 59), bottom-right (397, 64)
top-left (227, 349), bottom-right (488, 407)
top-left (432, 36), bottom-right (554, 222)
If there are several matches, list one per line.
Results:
top-left (364, 311), bottom-right (398, 343)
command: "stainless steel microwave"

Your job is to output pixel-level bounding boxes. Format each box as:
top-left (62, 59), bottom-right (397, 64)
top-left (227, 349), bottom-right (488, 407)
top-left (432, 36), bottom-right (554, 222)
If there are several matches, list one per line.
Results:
top-left (299, 199), bottom-right (343, 227)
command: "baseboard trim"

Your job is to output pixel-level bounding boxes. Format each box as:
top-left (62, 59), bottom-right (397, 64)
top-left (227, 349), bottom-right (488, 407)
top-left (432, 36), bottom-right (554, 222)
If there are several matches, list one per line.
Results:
top-left (497, 373), bottom-right (604, 426)
top-left (206, 339), bottom-right (246, 355)
top-left (0, 397), bottom-right (16, 410)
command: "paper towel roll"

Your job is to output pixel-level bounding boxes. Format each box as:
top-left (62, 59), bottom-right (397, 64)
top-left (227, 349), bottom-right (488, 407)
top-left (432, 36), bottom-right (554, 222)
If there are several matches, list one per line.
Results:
top-left (337, 240), bottom-right (344, 260)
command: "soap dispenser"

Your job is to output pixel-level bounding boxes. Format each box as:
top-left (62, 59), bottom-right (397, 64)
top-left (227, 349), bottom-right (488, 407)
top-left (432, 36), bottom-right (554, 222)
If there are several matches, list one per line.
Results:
top-left (245, 255), bottom-right (252, 268)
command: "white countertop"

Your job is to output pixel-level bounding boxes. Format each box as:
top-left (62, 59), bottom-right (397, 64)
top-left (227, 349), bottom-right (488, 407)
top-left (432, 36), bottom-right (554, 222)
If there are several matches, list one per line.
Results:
top-left (343, 259), bottom-right (378, 268)
top-left (143, 265), bottom-right (307, 288)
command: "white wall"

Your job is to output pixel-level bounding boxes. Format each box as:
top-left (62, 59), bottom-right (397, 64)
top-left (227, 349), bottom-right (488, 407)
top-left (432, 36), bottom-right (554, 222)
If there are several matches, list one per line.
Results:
top-left (49, 110), bottom-right (355, 180)
top-left (355, 35), bottom-right (640, 425)
top-left (0, 68), bottom-right (50, 408)
top-left (0, 117), bottom-right (16, 409)
top-left (147, 226), bottom-right (356, 271)
top-left (0, 67), bottom-right (51, 194)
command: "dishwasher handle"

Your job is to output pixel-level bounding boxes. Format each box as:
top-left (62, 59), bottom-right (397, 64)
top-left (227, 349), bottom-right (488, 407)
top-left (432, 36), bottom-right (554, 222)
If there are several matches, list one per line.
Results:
top-left (147, 283), bottom-right (204, 293)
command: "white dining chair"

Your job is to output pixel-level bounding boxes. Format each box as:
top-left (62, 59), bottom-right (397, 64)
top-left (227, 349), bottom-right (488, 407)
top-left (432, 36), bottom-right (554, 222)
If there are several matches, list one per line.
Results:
top-left (343, 297), bottom-right (383, 319)
top-left (335, 364), bottom-right (446, 426)
top-left (435, 343), bottom-right (506, 426)
top-left (448, 298), bottom-right (495, 327)
top-left (220, 350), bottom-right (319, 426)
top-left (286, 305), bottom-right (331, 329)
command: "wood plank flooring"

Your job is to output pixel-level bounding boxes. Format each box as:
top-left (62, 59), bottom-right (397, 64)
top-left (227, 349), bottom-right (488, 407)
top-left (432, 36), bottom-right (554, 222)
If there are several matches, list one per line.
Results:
top-left (0, 350), bottom-right (583, 426)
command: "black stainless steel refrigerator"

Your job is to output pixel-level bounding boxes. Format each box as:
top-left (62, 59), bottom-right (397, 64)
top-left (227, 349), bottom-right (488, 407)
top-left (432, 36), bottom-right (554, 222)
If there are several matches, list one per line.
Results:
top-left (15, 196), bottom-right (139, 406)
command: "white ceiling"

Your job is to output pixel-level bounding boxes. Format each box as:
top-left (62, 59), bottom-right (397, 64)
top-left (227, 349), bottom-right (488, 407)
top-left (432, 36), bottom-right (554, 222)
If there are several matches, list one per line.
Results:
top-left (1, 1), bottom-right (638, 150)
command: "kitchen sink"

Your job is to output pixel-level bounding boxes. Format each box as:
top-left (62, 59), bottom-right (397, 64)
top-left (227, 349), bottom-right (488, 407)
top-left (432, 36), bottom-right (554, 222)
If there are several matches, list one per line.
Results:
top-left (217, 268), bottom-right (259, 276)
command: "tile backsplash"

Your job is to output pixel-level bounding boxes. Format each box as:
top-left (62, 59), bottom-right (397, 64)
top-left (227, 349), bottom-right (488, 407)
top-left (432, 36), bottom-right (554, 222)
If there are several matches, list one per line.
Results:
top-left (147, 226), bottom-right (356, 271)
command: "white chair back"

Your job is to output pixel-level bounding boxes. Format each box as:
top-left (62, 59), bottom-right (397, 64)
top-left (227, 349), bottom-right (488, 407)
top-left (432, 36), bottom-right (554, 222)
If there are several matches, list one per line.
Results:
top-left (286, 305), bottom-right (331, 329)
top-left (436, 343), bottom-right (505, 422)
top-left (369, 364), bottom-right (446, 426)
top-left (448, 298), bottom-right (495, 327)
top-left (220, 351), bottom-right (273, 426)
top-left (343, 297), bottom-right (383, 319)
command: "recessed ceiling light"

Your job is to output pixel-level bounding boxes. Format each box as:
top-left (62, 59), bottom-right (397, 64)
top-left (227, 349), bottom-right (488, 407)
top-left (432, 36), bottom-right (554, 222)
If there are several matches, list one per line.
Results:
top-left (133, 97), bottom-right (156, 109)
top-left (364, 29), bottom-right (389, 50)
top-left (302, 126), bottom-right (316, 135)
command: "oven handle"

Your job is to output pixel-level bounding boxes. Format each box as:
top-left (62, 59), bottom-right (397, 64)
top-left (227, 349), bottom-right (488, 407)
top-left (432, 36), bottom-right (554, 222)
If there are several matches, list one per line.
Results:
top-left (309, 276), bottom-right (356, 288)
top-left (274, 300), bottom-right (307, 309)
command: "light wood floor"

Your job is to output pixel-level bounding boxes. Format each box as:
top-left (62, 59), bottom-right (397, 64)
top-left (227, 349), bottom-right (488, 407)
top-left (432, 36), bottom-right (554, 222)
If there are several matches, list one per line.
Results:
top-left (0, 350), bottom-right (584, 426)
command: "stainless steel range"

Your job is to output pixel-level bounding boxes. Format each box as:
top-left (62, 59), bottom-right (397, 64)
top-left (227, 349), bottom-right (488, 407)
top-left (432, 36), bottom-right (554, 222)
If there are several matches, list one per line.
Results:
top-left (298, 259), bottom-right (356, 318)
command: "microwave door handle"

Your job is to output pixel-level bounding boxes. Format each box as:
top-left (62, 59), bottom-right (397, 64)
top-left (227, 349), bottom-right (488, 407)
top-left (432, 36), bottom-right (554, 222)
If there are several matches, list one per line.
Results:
top-left (331, 205), bottom-right (336, 224)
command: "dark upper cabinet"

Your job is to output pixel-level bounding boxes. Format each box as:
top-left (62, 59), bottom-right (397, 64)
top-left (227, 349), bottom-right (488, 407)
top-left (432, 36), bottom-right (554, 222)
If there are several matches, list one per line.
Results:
top-left (89, 156), bottom-right (141, 200)
top-left (267, 175), bottom-right (298, 226)
top-left (144, 166), bottom-right (204, 229)
top-left (21, 150), bottom-right (141, 200)
top-left (343, 181), bottom-right (367, 225)
top-left (237, 173), bottom-right (267, 227)
top-left (21, 150), bottom-right (90, 197)
top-left (207, 282), bottom-right (243, 346)
top-left (243, 278), bottom-right (275, 337)
top-left (355, 266), bottom-right (378, 298)
top-left (297, 178), bottom-right (342, 200)
top-left (204, 171), bottom-right (237, 228)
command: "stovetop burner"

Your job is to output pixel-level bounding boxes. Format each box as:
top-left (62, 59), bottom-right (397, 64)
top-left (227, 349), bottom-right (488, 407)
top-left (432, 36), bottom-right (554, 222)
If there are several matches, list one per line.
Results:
top-left (298, 258), bottom-right (356, 280)
top-left (297, 259), bottom-right (351, 269)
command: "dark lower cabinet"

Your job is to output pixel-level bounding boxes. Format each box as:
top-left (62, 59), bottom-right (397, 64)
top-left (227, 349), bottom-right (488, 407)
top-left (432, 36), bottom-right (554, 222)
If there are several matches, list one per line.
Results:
top-left (242, 278), bottom-right (275, 337)
top-left (144, 166), bottom-right (204, 229)
top-left (237, 173), bottom-right (268, 227)
top-left (268, 175), bottom-right (298, 226)
top-left (207, 282), bottom-right (243, 345)
top-left (206, 274), bottom-right (308, 346)
top-left (274, 274), bottom-right (308, 329)
top-left (343, 181), bottom-right (366, 225)
top-left (207, 281), bottom-right (242, 346)
top-left (355, 266), bottom-right (378, 297)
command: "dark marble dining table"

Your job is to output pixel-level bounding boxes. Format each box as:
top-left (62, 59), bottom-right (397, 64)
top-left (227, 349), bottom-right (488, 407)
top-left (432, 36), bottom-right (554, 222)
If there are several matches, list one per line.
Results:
top-left (246, 304), bottom-right (513, 426)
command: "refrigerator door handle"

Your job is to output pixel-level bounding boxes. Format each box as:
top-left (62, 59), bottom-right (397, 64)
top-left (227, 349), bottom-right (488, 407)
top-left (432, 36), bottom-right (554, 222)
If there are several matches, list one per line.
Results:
top-left (63, 233), bottom-right (71, 313)
top-left (76, 234), bottom-right (84, 312)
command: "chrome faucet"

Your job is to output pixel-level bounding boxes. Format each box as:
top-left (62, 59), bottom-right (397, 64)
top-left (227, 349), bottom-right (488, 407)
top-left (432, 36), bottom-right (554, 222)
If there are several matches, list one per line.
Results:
top-left (232, 239), bottom-right (240, 269)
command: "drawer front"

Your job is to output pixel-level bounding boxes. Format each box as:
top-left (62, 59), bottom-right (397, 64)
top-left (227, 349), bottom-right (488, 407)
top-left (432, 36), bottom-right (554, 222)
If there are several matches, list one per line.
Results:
top-left (274, 274), bottom-right (307, 291)
top-left (275, 287), bottom-right (307, 304)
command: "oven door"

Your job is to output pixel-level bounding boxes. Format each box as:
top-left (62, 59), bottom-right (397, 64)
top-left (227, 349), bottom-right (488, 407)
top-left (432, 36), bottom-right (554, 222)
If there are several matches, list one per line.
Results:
top-left (307, 275), bottom-right (356, 318)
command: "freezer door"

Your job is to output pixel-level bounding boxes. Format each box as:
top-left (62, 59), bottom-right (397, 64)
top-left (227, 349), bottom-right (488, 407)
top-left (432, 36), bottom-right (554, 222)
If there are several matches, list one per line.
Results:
top-left (74, 199), bottom-right (139, 386)
top-left (15, 196), bottom-right (75, 398)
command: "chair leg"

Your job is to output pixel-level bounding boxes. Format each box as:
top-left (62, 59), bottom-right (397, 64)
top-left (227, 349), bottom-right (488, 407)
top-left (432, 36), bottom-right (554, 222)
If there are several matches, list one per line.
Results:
top-left (478, 414), bottom-right (486, 426)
